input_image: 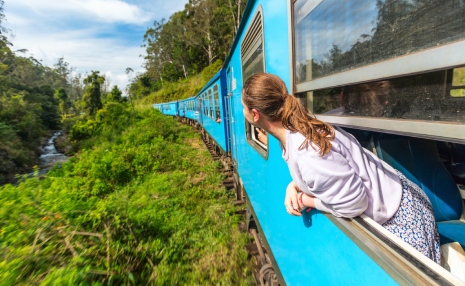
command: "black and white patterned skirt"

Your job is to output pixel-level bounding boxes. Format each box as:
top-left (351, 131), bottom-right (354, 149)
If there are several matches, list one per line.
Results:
top-left (382, 171), bottom-right (441, 264)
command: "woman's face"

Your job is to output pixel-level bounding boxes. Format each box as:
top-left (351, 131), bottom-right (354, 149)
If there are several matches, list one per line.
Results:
top-left (241, 95), bottom-right (254, 124)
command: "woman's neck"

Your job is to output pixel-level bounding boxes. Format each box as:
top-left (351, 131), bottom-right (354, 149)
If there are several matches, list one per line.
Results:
top-left (266, 121), bottom-right (287, 148)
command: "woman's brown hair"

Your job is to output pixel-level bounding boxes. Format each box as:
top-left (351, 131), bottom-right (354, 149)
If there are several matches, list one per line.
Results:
top-left (242, 73), bottom-right (334, 156)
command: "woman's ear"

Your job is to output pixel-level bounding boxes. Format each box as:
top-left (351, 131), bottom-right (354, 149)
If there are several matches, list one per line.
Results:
top-left (251, 108), bottom-right (260, 123)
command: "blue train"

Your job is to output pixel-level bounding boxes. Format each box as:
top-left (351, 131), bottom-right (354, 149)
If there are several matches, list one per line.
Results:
top-left (154, 0), bottom-right (465, 284)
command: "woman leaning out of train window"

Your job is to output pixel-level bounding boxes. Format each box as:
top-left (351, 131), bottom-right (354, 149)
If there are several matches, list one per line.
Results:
top-left (241, 73), bottom-right (441, 264)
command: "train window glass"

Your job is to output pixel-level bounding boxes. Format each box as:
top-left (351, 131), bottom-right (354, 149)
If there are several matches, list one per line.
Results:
top-left (209, 89), bottom-right (214, 118)
top-left (241, 7), bottom-right (268, 158)
top-left (293, 0), bottom-right (465, 84)
top-left (309, 68), bottom-right (465, 123)
top-left (451, 67), bottom-right (465, 98)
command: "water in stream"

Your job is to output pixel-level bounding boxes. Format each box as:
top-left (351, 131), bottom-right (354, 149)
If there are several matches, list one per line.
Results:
top-left (38, 131), bottom-right (69, 172)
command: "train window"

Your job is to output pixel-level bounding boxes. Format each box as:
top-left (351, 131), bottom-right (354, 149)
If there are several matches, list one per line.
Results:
top-left (241, 7), bottom-right (268, 158)
top-left (209, 89), bottom-right (214, 118)
top-left (451, 67), bottom-right (465, 98)
top-left (303, 68), bottom-right (465, 123)
top-left (214, 85), bottom-right (220, 123)
top-left (293, 0), bottom-right (465, 84)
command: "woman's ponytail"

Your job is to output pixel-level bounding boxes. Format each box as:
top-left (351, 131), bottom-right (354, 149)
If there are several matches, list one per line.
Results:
top-left (243, 73), bottom-right (334, 157)
top-left (281, 95), bottom-right (334, 156)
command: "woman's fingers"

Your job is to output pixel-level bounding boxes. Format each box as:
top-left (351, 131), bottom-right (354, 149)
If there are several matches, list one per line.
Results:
top-left (284, 197), bottom-right (302, 216)
top-left (284, 181), bottom-right (302, 216)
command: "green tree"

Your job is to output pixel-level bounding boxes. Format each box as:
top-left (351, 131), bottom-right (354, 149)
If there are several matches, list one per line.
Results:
top-left (55, 87), bottom-right (71, 115)
top-left (106, 85), bottom-right (125, 103)
top-left (82, 71), bottom-right (104, 116)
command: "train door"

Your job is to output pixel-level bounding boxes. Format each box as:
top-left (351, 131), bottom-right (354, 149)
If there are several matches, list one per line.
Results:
top-left (227, 67), bottom-right (238, 162)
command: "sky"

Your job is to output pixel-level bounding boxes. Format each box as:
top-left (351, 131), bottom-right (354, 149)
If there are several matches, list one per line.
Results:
top-left (3, 0), bottom-right (188, 93)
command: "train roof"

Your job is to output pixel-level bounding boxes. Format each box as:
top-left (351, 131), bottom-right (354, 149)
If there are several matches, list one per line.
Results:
top-left (178, 97), bottom-right (196, 103)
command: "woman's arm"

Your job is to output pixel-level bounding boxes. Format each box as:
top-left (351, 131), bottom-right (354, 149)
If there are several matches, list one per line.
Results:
top-left (299, 192), bottom-right (315, 209)
top-left (298, 152), bottom-right (369, 218)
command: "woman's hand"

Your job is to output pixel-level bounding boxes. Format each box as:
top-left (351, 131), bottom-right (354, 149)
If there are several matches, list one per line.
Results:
top-left (256, 128), bottom-right (268, 145)
top-left (284, 181), bottom-right (302, 216)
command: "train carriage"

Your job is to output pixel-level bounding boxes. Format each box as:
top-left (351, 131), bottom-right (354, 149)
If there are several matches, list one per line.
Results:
top-left (154, 101), bottom-right (178, 116)
top-left (177, 97), bottom-right (197, 121)
top-left (155, 0), bottom-right (465, 284)
top-left (194, 69), bottom-right (230, 154)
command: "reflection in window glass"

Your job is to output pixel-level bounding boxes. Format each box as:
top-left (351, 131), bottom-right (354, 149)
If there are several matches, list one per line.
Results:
top-left (310, 69), bottom-right (465, 123)
top-left (452, 67), bottom-right (465, 97)
top-left (294, 0), bottom-right (465, 83)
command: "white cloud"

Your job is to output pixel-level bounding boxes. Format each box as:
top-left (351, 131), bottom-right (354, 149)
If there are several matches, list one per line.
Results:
top-left (10, 0), bottom-right (152, 24)
top-left (11, 29), bottom-right (145, 92)
top-left (3, 0), bottom-right (189, 93)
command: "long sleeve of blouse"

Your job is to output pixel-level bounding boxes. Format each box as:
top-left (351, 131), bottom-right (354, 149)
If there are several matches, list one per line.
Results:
top-left (297, 151), bottom-right (369, 218)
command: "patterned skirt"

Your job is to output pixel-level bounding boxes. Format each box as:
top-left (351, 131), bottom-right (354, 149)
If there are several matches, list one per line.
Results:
top-left (382, 171), bottom-right (441, 264)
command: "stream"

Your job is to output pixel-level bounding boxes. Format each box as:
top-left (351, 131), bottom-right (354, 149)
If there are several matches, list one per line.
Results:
top-left (37, 131), bottom-right (69, 174)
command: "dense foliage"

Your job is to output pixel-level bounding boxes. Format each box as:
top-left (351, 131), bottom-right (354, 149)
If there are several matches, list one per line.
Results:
top-left (0, 1), bottom-right (80, 182)
top-left (128, 0), bottom-right (247, 100)
top-left (1, 105), bottom-right (254, 284)
top-left (0, 1), bottom-right (126, 183)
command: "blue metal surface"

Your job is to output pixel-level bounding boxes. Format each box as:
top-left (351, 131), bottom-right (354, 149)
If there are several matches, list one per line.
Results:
top-left (155, 101), bottom-right (178, 116)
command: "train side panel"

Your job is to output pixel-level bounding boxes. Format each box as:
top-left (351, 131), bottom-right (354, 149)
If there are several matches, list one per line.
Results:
top-left (178, 97), bottom-right (196, 120)
top-left (159, 101), bottom-right (178, 116)
top-left (225, 1), bottom-right (397, 285)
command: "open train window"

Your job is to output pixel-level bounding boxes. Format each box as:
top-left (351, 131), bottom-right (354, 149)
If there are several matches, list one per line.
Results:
top-left (241, 6), bottom-right (268, 159)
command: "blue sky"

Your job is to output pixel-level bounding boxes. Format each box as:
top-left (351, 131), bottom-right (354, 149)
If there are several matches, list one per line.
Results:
top-left (4, 0), bottom-right (188, 92)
